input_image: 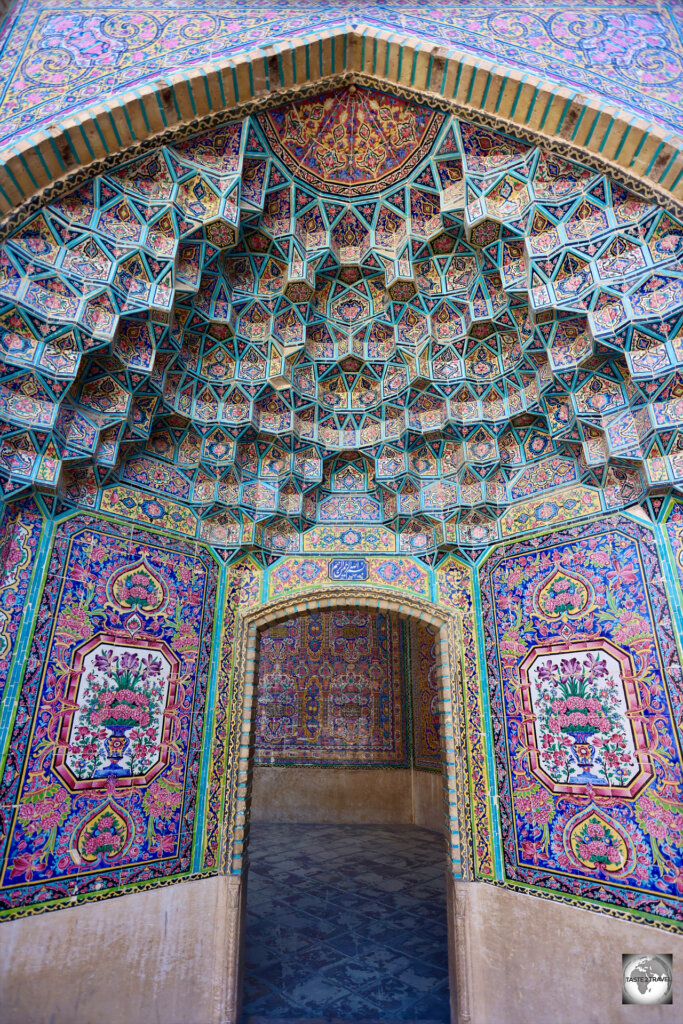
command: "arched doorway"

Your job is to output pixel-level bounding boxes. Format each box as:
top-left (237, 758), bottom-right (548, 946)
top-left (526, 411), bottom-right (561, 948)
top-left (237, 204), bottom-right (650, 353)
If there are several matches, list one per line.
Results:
top-left (245, 607), bottom-right (447, 1020)
top-left (224, 588), bottom-right (472, 1024)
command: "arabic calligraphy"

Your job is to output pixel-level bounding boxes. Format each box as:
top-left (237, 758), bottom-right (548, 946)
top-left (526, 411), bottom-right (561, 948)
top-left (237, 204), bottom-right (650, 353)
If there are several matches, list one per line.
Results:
top-left (328, 559), bottom-right (368, 581)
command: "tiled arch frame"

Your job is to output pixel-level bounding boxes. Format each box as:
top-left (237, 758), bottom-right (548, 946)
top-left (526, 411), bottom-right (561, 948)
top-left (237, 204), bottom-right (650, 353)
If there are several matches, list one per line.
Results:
top-left (2, 25), bottom-right (683, 223)
top-left (223, 586), bottom-right (472, 881)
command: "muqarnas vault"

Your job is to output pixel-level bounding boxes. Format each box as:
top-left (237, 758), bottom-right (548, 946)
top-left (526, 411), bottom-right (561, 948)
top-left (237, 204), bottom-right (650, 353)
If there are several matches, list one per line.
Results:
top-left (0, 81), bottom-right (681, 935)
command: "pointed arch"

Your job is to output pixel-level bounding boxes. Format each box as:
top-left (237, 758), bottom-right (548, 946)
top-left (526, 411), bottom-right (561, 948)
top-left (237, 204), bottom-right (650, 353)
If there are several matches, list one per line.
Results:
top-left (1, 26), bottom-right (682, 222)
top-left (223, 585), bottom-right (471, 878)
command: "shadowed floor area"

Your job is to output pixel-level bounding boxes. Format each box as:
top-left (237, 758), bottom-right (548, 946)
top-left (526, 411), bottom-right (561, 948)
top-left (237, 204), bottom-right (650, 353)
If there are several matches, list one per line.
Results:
top-left (240, 824), bottom-right (451, 1024)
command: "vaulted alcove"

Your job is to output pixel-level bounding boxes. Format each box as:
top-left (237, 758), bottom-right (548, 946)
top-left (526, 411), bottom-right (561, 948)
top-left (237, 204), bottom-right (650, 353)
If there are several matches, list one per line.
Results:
top-left (0, 16), bottom-right (682, 1024)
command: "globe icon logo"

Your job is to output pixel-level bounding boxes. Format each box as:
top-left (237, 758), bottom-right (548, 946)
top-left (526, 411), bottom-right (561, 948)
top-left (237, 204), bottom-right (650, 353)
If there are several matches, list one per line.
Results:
top-left (622, 954), bottom-right (673, 1005)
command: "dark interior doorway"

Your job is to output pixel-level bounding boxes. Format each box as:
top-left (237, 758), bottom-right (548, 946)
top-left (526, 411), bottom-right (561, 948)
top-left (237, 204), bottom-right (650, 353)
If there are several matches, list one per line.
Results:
top-left (239, 608), bottom-right (453, 1023)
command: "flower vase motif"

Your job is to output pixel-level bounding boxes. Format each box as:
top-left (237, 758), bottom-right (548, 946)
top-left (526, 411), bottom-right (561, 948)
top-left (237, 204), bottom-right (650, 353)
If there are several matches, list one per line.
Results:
top-left (571, 737), bottom-right (597, 777)
top-left (63, 640), bottom-right (175, 784)
top-left (541, 654), bottom-right (616, 785)
top-left (99, 722), bottom-right (130, 777)
top-left (86, 649), bottom-right (160, 779)
top-left (520, 644), bottom-right (646, 794)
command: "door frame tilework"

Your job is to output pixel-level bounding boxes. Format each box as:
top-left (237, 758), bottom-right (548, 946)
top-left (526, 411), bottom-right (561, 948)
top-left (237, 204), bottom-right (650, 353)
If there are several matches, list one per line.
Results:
top-left (200, 556), bottom-right (263, 873)
top-left (437, 555), bottom-right (498, 880)
top-left (223, 587), bottom-right (472, 881)
top-left (261, 550), bottom-right (498, 878)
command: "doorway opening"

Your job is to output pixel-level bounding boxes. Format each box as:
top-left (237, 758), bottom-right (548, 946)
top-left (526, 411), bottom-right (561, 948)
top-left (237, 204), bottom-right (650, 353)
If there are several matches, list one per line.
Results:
top-left (239, 606), bottom-right (454, 1023)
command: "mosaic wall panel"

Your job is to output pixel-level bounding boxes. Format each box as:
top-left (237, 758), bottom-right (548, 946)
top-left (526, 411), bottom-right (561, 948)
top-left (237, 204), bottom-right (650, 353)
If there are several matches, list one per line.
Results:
top-left (499, 486), bottom-right (603, 538)
top-left (254, 610), bottom-right (407, 768)
top-left (411, 620), bottom-right (441, 771)
top-left (480, 517), bottom-right (683, 925)
top-left (0, 514), bottom-right (218, 919)
top-left (268, 556), bottom-right (430, 600)
top-left (269, 558), bottom-right (331, 597)
top-left (100, 486), bottom-right (198, 538)
top-left (367, 559), bottom-right (431, 598)
top-left (254, 609), bottom-right (441, 771)
top-left (0, 3), bottom-right (682, 145)
top-left (0, 497), bottom-right (43, 703)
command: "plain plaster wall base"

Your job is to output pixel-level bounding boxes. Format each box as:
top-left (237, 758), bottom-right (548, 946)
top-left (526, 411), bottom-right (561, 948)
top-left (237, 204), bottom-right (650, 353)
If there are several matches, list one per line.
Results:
top-left (3, 870), bottom-right (681, 1024)
top-left (0, 874), bottom-right (244, 1024)
top-left (412, 768), bottom-right (444, 831)
top-left (251, 766), bottom-right (412, 822)
top-left (251, 766), bottom-right (443, 825)
top-left (450, 879), bottom-right (683, 1024)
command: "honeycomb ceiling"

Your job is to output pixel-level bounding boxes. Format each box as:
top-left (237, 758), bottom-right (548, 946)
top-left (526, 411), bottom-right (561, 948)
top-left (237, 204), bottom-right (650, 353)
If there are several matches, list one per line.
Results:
top-left (2, 84), bottom-right (683, 561)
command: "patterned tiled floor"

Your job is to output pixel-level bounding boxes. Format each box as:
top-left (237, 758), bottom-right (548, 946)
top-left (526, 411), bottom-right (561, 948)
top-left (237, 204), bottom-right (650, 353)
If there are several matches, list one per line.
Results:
top-left (240, 824), bottom-right (451, 1024)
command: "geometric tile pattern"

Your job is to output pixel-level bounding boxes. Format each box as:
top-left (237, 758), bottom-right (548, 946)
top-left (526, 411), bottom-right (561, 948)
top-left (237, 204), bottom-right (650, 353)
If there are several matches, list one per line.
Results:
top-left (2, 3), bottom-right (683, 147)
top-left (241, 824), bottom-right (450, 1023)
top-left (2, 85), bottom-right (683, 560)
top-left (480, 514), bottom-right (683, 928)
